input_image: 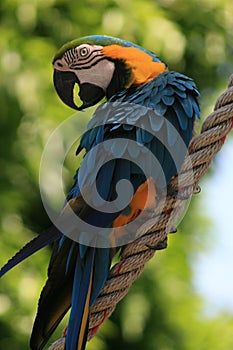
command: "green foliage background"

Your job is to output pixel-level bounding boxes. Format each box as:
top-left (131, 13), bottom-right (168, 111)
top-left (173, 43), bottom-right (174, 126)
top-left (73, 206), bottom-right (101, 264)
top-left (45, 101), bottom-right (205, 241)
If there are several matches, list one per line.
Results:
top-left (0, 0), bottom-right (233, 349)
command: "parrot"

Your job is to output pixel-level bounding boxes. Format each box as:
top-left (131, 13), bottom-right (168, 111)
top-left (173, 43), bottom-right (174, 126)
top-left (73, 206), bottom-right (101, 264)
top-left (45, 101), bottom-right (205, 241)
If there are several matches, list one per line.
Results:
top-left (0, 35), bottom-right (200, 350)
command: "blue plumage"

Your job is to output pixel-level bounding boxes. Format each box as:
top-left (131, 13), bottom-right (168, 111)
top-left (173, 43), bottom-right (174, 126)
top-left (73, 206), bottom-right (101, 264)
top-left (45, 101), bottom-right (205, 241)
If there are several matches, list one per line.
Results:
top-left (0, 36), bottom-right (200, 350)
top-left (76, 71), bottom-right (199, 193)
top-left (66, 248), bottom-right (94, 350)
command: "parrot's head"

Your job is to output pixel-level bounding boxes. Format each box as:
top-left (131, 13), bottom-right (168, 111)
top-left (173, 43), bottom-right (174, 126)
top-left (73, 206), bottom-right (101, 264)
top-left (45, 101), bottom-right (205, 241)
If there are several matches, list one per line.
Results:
top-left (53, 35), bottom-right (167, 110)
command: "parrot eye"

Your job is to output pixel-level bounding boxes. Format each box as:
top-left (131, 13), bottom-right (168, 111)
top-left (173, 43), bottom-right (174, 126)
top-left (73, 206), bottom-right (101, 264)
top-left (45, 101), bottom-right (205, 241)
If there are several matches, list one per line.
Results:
top-left (79, 46), bottom-right (89, 57)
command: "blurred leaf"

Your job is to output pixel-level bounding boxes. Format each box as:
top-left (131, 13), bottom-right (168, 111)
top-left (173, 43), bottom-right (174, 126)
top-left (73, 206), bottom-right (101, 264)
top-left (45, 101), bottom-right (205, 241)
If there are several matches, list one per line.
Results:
top-left (0, 0), bottom-right (233, 349)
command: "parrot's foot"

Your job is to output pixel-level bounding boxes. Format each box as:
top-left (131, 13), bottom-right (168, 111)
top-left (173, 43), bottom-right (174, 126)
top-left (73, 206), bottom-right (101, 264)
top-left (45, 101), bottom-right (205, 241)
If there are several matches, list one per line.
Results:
top-left (193, 184), bottom-right (201, 194)
top-left (176, 192), bottom-right (191, 200)
top-left (166, 181), bottom-right (190, 200)
top-left (167, 183), bottom-right (201, 200)
top-left (146, 237), bottom-right (167, 251)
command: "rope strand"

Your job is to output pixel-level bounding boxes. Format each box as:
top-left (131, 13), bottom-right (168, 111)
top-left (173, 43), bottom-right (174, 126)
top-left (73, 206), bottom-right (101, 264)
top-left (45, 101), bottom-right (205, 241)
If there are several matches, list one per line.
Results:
top-left (48, 74), bottom-right (233, 350)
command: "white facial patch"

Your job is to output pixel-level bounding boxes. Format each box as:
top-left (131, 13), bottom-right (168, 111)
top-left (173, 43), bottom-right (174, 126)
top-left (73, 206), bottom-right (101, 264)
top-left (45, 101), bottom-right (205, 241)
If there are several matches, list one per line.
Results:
top-left (54, 44), bottom-right (115, 91)
top-left (75, 59), bottom-right (115, 91)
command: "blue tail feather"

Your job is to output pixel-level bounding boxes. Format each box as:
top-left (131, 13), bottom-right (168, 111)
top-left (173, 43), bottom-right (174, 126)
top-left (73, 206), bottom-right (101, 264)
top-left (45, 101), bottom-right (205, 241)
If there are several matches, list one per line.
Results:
top-left (65, 247), bottom-right (95, 350)
top-left (0, 226), bottom-right (61, 278)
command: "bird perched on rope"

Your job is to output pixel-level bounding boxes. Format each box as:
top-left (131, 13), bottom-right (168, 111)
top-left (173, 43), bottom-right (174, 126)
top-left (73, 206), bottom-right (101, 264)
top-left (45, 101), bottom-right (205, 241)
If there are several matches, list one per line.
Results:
top-left (0, 35), bottom-right (200, 350)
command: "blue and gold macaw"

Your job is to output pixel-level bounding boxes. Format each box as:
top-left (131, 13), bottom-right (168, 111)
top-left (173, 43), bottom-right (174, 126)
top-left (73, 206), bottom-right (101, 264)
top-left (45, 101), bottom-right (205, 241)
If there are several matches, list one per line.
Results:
top-left (0, 35), bottom-right (200, 350)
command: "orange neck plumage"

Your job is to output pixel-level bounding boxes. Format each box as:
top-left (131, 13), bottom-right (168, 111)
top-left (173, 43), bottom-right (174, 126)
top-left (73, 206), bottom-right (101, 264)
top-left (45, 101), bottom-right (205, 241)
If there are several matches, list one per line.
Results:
top-left (102, 45), bottom-right (167, 87)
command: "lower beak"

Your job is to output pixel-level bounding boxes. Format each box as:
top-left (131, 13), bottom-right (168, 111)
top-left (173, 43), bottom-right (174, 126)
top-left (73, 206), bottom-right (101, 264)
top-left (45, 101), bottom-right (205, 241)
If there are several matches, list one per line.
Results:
top-left (53, 69), bottom-right (79, 110)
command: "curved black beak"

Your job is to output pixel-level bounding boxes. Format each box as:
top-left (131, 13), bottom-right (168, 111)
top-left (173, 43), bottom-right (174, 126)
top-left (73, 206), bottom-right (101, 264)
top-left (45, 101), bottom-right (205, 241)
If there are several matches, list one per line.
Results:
top-left (53, 69), bottom-right (79, 110)
top-left (53, 69), bottom-right (106, 111)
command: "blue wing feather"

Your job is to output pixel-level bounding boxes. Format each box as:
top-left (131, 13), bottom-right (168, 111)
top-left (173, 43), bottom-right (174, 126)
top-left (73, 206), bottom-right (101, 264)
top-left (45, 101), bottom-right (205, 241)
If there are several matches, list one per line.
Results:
top-left (0, 227), bottom-right (61, 278)
top-left (2, 69), bottom-right (200, 350)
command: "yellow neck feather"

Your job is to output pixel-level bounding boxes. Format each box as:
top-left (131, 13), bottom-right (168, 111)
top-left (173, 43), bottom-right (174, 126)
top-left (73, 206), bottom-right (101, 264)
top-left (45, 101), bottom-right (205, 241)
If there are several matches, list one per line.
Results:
top-left (102, 45), bottom-right (167, 87)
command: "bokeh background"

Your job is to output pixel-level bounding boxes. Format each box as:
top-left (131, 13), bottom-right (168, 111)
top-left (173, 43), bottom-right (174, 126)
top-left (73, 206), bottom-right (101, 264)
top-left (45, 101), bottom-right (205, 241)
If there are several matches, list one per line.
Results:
top-left (0, 0), bottom-right (233, 349)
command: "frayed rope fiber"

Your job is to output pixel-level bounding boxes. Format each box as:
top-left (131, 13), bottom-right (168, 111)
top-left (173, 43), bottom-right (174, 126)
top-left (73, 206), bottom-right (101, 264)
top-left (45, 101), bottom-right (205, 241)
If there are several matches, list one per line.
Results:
top-left (48, 74), bottom-right (233, 350)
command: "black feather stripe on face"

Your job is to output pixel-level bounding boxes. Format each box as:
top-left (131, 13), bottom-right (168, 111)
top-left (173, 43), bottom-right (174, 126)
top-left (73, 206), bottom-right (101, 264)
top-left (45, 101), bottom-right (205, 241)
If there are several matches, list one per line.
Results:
top-left (106, 59), bottom-right (133, 98)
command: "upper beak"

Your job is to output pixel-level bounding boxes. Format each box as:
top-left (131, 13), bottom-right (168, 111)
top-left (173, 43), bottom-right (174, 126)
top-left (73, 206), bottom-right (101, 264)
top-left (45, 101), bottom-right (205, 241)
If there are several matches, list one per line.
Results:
top-left (53, 69), bottom-right (79, 110)
top-left (53, 69), bottom-right (106, 111)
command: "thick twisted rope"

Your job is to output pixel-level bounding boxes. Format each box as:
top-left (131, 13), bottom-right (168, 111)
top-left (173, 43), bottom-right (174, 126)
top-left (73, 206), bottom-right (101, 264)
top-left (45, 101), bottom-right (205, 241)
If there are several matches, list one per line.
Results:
top-left (48, 75), bottom-right (233, 350)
